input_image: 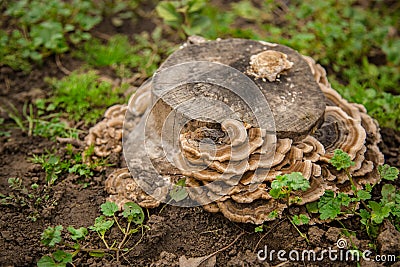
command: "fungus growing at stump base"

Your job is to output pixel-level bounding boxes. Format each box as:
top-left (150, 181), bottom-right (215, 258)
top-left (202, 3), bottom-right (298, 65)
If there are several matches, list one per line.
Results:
top-left (86, 38), bottom-right (384, 225)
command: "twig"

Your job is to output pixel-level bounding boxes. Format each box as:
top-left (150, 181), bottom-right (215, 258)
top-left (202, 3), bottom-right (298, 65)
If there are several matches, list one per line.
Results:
top-left (55, 54), bottom-right (71, 75)
top-left (56, 137), bottom-right (84, 147)
top-left (272, 261), bottom-right (290, 267)
top-left (92, 31), bottom-right (112, 40)
top-left (197, 231), bottom-right (245, 265)
top-left (287, 215), bottom-right (309, 244)
top-left (253, 219), bottom-right (286, 253)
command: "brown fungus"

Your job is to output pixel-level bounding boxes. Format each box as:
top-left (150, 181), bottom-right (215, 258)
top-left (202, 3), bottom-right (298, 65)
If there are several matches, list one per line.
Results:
top-left (87, 38), bottom-right (386, 225)
top-left (247, 50), bottom-right (294, 82)
top-left (217, 199), bottom-right (286, 224)
top-left (105, 168), bottom-right (167, 209)
top-left (84, 104), bottom-right (127, 158)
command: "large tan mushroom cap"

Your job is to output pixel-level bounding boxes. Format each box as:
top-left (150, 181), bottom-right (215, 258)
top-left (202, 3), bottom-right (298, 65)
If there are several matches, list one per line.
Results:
top-left (217, 199), bottom-right (286, 224)
top-left (180, 126), bottom-right (265, 162)
top-left (314, 106), bottom-right (366, 161)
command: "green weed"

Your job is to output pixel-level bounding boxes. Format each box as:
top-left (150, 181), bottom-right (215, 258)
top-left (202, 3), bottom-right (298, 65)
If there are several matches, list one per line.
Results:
top-left (1, 100), bottom-right (79, 140)
top-left (30, 145), bottom-right (109, 187)
top-left (31, 153), bottom-right (69, 186)
top-left (0, 177), bottom-right (48, 222)
top-left (46, 71), bottom-right (125, 124)
top-left (269, 172), bottom-right (310, 205)
top-left (76, 28), bottom-right (177, 77)
top-left (38, 201), bottom-right (148, 266)
top-left (1, 0), bottom-right (102, 71)
top-left (307, 149), bottom-right (400, 238)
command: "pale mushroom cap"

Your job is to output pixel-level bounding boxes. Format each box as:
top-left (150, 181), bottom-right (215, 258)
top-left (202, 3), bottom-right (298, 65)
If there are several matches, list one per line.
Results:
top-left (248, 50), bottom-right (294, 82)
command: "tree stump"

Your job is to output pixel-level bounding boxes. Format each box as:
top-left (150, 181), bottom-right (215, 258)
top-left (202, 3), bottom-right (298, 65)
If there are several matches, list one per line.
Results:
top-left (151, 38), bottom-right (326, 141)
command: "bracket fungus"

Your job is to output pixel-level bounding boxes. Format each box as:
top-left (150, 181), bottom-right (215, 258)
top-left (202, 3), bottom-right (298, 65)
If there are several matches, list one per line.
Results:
top-left (88, 38), bottom-right (385, 225)
top-left (84, 104), bottom-right (127, 158)
top-left (247, 50), bottom-right (294, 82)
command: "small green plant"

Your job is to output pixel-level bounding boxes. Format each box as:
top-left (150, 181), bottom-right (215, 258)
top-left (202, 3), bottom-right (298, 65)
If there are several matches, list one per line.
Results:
top-left (31, 154), bottom-right (68, 186)
top-left (41, 225), bottom-right (64, 247)
top-left (1, 0), bottom-right (102, 71)
top-left (156, 0), bottom-right (210, 38)
top-left (30, 147), bottom-right (108, 187)
top-left (312, 149), bottom-right (400, 238)
top-left (317, 190), bottom-right (351, 220)
top-left (378, 164), bottom-right (399, 181)
top-left (254, 225), bottom-right (264, 233)
top-left (159, 178), bottom-right (188, 214)
top-left (76, 28), bottom-right (176, 77)
top-left (1, 100), bottom-right (79, 140)
top-left (292, 214), bottom-right (310, 226)
top-left (270, 172), bottom-right (310, 205)
top-left (253, 210), bottom-right (279, 233)
top-left (169, 178), bottom-right (189, 203)
top-left (38, 201), bottom-right (148, 266)
top-left (329, 149), bottom-right (355, 171)
top-left (46, 71), bottom-right (125, 124)
top-left (360, 183), bottom-right (400, 237)
top-left (0, 177), bottom-right (54, 221)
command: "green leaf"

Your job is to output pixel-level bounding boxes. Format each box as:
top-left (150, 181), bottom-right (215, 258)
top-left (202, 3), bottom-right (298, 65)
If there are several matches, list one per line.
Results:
top-left (267, 210), bottom-right (278, 219)
top-left (269, 188), bottom-right (282, 199)
top-left (89, 216), bottom-right (114, 235)
top-left (37, 255), bottom-right (57, 267)
top-left (89, 251), bottom-right (105, 258)
top-left (188, 0), bottom-right (206, 13)
top-left (378, 164), bottom-right (399, 181)
top-left (365, 183), bottom-right (373, 192)
top-left (67, 226), bottom-right (88, 241)
top-left (169, 179), bottom-right (188, 202)
top-left (123, 202), bottom-right (144, 225)
top-left (360, 209), bottom-right (370, 226)
top-left (357, 190), bottom-right (371, 201)
top-left (381, 184), bottom-right (396, 204)
top-left (329, 149), bottom-right (355, 170)
top-left (368, 201), bottom-right (392, 224)
top-left (254, 225), bottom-right (263, 233)
top-left (41, 225), bottom-right (63, 247)
top-left (292, 214), bottom-right (310, 225)
top-left (270, 172), bottom-right (310, 200)
top-left (306, 202), bottom-right (319, 213)
top-left (318, 191), bottom-right (344, 220)
top-left (156, 2), bottom-right (182, 23)
top-left (284, 172), bottom-right (310, 191)
top-left (101, 201), bottom-right (119, 217)
top-left (52, 250), bottom-right (72, 264)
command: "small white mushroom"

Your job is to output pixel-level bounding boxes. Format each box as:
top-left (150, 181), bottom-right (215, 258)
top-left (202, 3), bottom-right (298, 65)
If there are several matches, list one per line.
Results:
top-left (247, 50), bottom-right (294, 82)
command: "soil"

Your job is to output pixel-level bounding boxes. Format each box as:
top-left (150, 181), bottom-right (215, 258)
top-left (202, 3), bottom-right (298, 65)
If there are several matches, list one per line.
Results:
top-left (1, 15), bottom-right (400, 267)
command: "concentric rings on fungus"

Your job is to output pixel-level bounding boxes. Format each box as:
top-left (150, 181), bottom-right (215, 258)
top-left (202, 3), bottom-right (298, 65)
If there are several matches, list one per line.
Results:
top-left (86, 38), bottom-right (386, 225)
top-left (105, 168), bottom-right (167, 209)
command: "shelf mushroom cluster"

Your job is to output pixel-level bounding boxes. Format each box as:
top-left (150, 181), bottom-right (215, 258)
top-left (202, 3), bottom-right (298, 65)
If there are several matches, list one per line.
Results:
top-left (85, 48), bottom-right (384, 225)
top-left (180, 56), bottom-right (384, 224)
top-left (84, 104), bottom-right (127, 158)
